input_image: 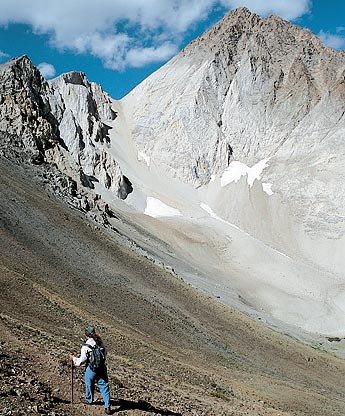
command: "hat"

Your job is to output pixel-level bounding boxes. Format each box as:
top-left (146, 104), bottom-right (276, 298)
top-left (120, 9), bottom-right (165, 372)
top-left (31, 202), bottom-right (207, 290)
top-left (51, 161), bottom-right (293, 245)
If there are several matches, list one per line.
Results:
top-left (85, 326), bottom-right (95, 336)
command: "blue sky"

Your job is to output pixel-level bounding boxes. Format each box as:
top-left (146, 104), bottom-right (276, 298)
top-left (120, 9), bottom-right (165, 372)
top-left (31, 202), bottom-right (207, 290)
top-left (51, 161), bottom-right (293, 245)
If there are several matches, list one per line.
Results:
top-left (0, 0), bottom-right (344, 99)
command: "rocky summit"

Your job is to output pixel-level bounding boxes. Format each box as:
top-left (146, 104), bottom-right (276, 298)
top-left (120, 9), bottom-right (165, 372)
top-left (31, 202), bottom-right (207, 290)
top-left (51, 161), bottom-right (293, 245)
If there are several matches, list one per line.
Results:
top-left (2, 7), bottom-right (345, 416)
top-left (123, 7), bottom-right (345, 241)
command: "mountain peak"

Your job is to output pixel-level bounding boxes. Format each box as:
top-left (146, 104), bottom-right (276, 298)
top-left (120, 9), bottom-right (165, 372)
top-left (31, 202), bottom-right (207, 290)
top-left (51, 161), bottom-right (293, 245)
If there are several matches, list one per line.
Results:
top-left (184, 7), bottom-right (262, 55)
top-left (1, 54), bottom-right (37, 74)
top-left (10, 54), bottom-right (31, 64)
top-left (58, 71), bottom-right (89, 86)
top-left (226, 6), bottom-right (253, 17)
top-left (183, 4), bottom-right (338, 65)
top-left (219, 6), bottom-right (260, 26)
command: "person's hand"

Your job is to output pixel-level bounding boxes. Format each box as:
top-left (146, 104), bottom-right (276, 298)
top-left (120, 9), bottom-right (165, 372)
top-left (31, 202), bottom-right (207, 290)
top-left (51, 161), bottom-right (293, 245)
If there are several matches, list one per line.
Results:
top-left (69, 353), bottom-right (74, 361)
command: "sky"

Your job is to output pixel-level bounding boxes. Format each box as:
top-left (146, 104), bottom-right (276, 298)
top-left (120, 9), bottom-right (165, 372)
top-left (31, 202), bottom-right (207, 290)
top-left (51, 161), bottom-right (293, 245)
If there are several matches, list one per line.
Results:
top-left (0, 0), bottom-right (344, 99)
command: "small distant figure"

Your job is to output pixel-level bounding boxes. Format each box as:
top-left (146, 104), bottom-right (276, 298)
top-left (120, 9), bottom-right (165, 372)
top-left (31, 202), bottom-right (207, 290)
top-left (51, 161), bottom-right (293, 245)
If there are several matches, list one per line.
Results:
top-left (70, 326), bottom-right (111, 415)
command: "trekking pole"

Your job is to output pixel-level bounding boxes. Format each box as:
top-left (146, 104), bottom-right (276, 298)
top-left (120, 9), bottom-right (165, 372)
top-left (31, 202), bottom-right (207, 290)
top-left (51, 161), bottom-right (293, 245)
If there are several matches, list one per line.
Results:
top-left (70, 358), bottom-right (74, 404)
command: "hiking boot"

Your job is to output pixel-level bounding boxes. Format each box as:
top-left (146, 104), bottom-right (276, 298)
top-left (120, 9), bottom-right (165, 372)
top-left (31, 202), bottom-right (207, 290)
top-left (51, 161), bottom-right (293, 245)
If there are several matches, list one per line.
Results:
top-left (104, 408), bottom-right (111, 415)
top-left (80, 398), bottom-right (93, 405)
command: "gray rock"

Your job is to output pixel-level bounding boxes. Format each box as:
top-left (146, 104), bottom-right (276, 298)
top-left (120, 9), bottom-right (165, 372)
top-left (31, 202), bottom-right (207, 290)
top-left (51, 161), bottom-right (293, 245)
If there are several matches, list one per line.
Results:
top-left (121, 7), bottom-right (345, 258)
top-left (0, 56), bottom-right (131, 200)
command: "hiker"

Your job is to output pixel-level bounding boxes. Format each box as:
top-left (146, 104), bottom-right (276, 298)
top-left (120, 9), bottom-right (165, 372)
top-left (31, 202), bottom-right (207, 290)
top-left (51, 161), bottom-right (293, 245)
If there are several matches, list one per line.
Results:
top-left (69, 326), bottom-right (111, 415)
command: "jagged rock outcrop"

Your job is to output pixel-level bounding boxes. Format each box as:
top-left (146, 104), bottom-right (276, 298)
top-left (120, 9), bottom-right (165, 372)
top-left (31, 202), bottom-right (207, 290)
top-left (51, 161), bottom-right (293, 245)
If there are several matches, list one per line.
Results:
top-left (0, 55), bottom-right (58, 163)
top-left (47, 71), bottom-right (131, 197)
top-left (0, 56), bottom-right (132, 199)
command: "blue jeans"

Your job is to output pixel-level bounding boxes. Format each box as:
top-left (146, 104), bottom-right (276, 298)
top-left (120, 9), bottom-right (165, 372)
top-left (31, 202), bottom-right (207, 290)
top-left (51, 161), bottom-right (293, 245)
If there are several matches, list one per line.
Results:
top-left (84, 365), bottom-right (110, 409)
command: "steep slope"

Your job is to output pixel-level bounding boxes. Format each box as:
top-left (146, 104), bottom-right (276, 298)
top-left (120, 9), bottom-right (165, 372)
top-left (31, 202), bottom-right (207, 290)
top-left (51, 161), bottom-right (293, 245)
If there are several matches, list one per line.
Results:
top-left (48, 71), bottom-right (131, 198)
top-left (3, 10), bottom-right (345, 415)
top-left (2, 155), bottom-right (345, 415)
top-left (2, 6), bottom-right (345, 369)
top-left (123, 7), bottom-right (345, 188)
top-left (114, 8), bottom-right (345, 334)
top-left (121, 7), bottom-right (345, 250)
top-left (0, 55), bottom-right (59, 163)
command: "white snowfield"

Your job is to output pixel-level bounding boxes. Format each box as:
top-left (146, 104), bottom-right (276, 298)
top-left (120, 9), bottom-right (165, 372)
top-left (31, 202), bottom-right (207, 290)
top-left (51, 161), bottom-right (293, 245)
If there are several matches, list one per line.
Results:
top-left (220, 158), bottom-right (274, 196)
top-left (262, 183), bottom-right (273, 196)
top-left (145, 197), bottom-right (182, 218)
top-left (138, 151), bottom-right (151, 167)
top-left (221, 158), bottom-right (271, 188)
top-left (200, 202), bottom-right (242, 231)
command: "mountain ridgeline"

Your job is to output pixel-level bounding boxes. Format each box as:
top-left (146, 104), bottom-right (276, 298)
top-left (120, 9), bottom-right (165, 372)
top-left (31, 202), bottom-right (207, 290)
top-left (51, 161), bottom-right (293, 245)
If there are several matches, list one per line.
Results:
top-left (1, 7), bottom-right (345, 336)
top-left (0, 55), bottom-right (132, 200)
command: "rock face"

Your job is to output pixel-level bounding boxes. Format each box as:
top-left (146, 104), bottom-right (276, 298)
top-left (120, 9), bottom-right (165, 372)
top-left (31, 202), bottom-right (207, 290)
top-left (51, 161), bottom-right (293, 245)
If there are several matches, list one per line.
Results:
top-left (123, 8), bottom-right (345, 185)
top-left (122, 7), bottom-right (345, 268)
top-left (47, 71), bottom-right (130, 197)
top-left (0, 55), bottom-right (58, 163)
top-left (0, 55), bottom-right (131, 199)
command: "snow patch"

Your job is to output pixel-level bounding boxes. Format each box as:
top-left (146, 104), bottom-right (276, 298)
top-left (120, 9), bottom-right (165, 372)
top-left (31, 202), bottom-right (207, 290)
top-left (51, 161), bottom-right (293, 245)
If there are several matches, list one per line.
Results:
top-left (221, 158), bottom-right (270, 188)
top-left (262, 182), bottom-right (274, 196)
top-left (247, 158), bottom-right (270, 186)
top-left (220, 161), bottom-right (248, 186)
top-left (138, 151), bottom-right (151, 167)
top-left (200, 203), bottom-right (241, 231)
top-left (145, 197), bottom-right (182, 218)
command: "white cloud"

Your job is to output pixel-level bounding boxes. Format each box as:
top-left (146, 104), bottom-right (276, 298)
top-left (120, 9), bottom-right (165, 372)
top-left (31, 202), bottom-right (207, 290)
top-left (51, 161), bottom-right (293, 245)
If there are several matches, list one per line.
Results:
top-left (72, 32), bottom-right (130, 70)
top-left (0, 0), bottom-right (313, 71)
top-left (125, 43), bottom-right (179, 68)
top-left (69, 33), bottom-right (177, 71)
top-left (0, 0), bottom-right (215, 70)
top-left (319, 30), bottom-right (345, 50)
top-left (37, 62), bottom-right (56, 78)
top-left (219, 0), bottom-right (311, 21)
top-left (0, 50), bottom-right (10, 61)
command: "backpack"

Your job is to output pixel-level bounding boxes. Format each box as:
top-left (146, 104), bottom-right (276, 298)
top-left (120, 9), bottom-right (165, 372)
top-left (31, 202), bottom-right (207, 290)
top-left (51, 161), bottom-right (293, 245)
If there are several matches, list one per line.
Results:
top-left (85, 344), bottom-right (106, 372)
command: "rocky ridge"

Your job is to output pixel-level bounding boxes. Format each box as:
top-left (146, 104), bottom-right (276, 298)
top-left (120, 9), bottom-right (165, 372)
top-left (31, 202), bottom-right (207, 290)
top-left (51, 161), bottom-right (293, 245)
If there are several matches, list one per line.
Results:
top-left (0, 56), bottom-right (132, 212)
top-left (47, 71), bottom-right (131, 198)
top-left (0, 56), bottom-right (59, 164)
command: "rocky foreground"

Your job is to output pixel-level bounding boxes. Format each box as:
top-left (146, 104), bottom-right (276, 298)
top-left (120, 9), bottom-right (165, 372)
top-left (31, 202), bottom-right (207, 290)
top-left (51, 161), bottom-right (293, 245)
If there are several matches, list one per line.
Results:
top-left (1, 152), bottom-right (345, 416)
